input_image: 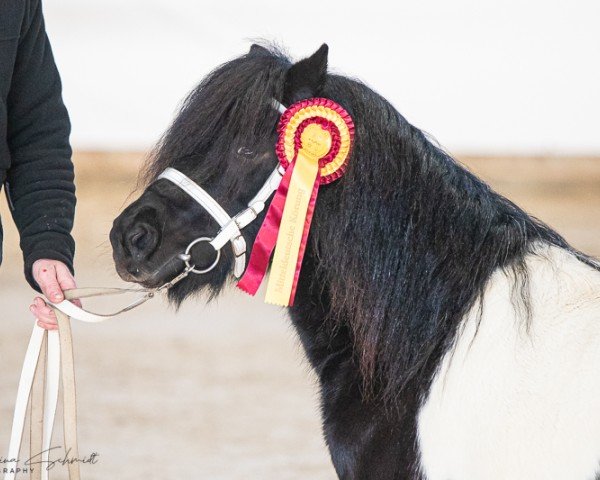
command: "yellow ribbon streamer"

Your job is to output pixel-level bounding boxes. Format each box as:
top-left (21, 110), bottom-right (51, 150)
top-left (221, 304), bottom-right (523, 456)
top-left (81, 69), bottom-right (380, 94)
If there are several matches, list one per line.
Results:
top-left (265, 124), bottom-right (332, 305)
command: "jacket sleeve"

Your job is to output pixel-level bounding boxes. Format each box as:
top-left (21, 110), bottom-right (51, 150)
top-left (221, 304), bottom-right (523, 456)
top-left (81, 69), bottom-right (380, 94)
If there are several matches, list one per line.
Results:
top-left (5, 0), bottom-right (76, 291)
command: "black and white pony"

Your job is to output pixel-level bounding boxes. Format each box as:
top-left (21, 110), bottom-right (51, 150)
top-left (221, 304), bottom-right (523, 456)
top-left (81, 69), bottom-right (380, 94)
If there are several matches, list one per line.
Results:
top-left (110, 44), bottom-right (600, 479)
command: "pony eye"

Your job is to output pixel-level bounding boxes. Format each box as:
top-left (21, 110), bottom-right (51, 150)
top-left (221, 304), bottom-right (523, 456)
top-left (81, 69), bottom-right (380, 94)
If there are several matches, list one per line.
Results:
top-left (237, 147), bottom-right (255, 157)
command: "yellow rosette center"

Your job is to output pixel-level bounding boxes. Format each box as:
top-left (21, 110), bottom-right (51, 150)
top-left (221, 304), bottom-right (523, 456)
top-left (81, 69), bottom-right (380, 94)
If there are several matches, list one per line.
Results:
top-left (300, 123), bottom-right (332, 159)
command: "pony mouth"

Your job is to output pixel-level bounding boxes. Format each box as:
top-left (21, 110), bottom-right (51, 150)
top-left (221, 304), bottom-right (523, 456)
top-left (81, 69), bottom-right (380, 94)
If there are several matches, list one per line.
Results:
top-left (115, 253), bottom-right (189, 289)
top-left (115, 264), bottom-right (151, 285)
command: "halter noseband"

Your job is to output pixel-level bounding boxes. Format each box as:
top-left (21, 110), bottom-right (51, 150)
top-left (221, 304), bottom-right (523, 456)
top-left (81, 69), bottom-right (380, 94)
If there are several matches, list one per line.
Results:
top-left (156, 164), bottom-right (285, 279)
top-left (153, 99), bottom-right (286, 283)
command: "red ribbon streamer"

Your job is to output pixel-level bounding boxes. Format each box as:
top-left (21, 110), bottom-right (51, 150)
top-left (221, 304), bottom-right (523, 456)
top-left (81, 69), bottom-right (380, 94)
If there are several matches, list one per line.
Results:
top-left (237, 164), bottom-right (295, 295)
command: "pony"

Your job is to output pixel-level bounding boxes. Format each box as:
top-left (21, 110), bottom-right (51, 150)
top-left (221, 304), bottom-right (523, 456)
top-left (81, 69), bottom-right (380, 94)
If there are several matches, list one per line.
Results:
top-left (110, 43), bottom-right (600, 479)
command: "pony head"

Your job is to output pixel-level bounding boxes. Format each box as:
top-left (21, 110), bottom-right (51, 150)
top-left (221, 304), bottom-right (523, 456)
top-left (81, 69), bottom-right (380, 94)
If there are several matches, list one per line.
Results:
top-left (110, 44), bottom-right (332, 301)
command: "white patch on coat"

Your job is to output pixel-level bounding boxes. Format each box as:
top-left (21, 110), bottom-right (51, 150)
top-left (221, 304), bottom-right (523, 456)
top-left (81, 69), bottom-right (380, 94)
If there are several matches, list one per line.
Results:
top-left (418, 245), bottom-right (600, 480)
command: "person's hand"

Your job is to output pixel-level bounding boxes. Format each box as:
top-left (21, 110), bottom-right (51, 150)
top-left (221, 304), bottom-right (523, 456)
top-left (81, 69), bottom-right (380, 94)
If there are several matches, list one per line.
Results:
top-left (29, 260), bottom-right (81, 330)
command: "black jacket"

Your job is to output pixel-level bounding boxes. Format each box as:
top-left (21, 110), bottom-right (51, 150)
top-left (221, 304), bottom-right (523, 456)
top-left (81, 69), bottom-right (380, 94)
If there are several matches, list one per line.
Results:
top-left (0, 0), bottom-right (75, 289)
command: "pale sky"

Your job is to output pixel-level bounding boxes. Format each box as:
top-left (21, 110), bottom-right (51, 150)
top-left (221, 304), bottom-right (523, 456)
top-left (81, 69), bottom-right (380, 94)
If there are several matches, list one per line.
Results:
top-left (44, 0), bottom-right (600, 155)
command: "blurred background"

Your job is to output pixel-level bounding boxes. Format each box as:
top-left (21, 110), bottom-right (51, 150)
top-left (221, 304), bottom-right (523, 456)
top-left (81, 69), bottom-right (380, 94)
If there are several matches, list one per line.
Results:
top-left (1, 1), bottom-right (599, 478)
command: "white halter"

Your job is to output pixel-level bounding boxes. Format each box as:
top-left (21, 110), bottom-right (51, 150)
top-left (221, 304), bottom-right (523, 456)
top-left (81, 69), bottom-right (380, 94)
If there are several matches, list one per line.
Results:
top-left (155, 99), bottom-right (288, 279)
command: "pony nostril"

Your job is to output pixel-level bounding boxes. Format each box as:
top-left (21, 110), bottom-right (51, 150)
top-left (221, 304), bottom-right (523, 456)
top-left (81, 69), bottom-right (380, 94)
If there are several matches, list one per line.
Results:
top-left (130, 230), bottom-right (147, 249)
top-left (126, 224), bottom-right (157, 258)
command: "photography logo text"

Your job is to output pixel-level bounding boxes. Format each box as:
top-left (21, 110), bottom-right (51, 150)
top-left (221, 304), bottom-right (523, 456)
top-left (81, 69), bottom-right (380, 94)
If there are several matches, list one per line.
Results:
top-left (1, 446), bottom-right (99, 475)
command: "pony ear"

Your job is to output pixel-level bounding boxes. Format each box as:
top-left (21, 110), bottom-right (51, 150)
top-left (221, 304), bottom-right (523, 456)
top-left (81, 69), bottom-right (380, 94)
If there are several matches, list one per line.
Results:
top-left (249, 44), bottom-right (270, 56)
top-left (283, 44), bottom-right (329, 104)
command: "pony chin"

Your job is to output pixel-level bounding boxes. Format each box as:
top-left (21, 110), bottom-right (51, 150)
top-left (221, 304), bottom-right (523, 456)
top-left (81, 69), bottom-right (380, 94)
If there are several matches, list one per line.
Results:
top-left (165, 263), bottom-right (232, 307)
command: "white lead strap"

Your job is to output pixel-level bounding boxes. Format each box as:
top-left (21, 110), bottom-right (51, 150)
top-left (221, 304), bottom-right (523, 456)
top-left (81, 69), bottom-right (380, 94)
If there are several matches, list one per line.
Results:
top-left (4, 288), bottom-right (152, 480)
top-left (5, 325), bottom-right (44, 480)
top-left (5, 326), bottom-right (61, 480)
top-left (42, 330), bottom-right (61, 480)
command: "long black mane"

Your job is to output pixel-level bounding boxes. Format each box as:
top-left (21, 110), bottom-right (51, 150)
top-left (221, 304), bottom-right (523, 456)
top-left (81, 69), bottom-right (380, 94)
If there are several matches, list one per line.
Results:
top-left (143, 44), bottom-right (597, 404)
top-left (142, 47), bottom-right (289, 185)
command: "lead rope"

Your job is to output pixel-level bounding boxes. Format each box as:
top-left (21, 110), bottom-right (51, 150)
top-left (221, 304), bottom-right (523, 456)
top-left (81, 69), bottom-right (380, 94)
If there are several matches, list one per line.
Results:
top-left (4, 287), bottom-right (158, 480)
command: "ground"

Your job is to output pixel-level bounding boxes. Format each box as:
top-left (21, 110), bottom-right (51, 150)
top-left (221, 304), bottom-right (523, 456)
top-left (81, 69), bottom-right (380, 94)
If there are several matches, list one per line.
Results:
top-left (0, 154), bottom-right (598, 479)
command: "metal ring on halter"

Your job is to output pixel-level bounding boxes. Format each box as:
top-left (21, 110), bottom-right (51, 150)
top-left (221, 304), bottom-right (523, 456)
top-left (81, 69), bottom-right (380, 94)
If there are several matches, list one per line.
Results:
top-left (184, 237), bottom-right (221, 274)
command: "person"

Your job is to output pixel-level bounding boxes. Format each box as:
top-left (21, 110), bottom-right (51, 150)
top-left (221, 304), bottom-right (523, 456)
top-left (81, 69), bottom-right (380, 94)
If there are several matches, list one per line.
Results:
top-left (1, 0), bottom-right (78, 329)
